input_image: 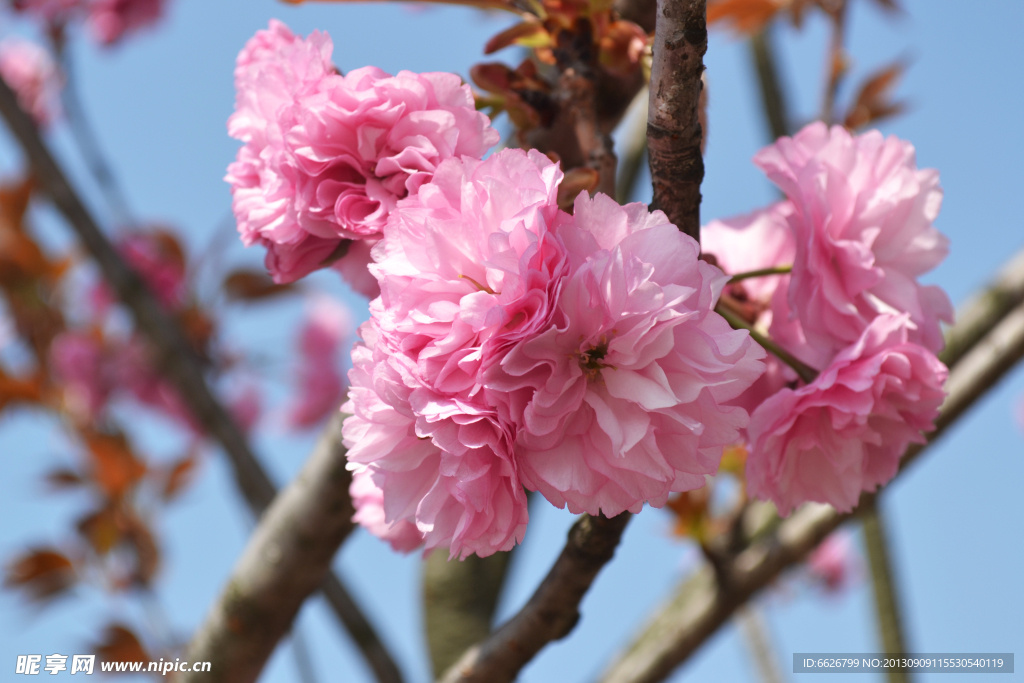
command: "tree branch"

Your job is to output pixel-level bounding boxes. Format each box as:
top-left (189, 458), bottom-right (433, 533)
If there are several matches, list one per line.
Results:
top-left (0, 75), bottom-right (402, 683)
top-left (749, 27), bottom-right (790, 142)
top-left (595, 294), bottom-right (1024, 683)
top-left (439, 512), bottom-right (632, 683)
top-left (861, 503), bottom-right (912, 683)
top-left (647, 0), bottom-right (707, 241)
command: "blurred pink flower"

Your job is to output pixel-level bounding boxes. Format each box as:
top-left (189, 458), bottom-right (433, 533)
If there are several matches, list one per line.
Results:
top-left (489, 193), bottom-right (766, 517)
top-left (754, 122), bottom-right (953, 364)
top-left (330, 239), bottom-right (380, 299)
top-left (349, 465), bottom-right (425, 552)
top-left (50, 331), bottom-right (113, 421)
top-left (118, 233), bottom-right (186, 309)
top-left (226, 20), bottom-right (498, 286)
top-left (806, 529), bottom-right (860, 594)
top-left (116, 337), bottom-right (199, 432)
top-left (746, 314), bottom-right (947, 515)
top-left (228, 385), bottom-right (262, 435)
top-left (87, 0), bottom-right (165, 45)
top-left (0, 38), bottom-right (62, 127)
top-left (11, 0), bottom-right (82, 23)
top-left (286, 296), bottom-right (351, 429)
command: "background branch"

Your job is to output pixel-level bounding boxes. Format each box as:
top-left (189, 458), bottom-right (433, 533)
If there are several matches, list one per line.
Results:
top-left (0, 74), bottom-right (401, 683)
top-left (749, 27), bottom-right (790, 141)
top-left (646, 0), bottom-right (707, 240)
top-left (862, 502), bottom-right (912, 683)
top-left (439, 513), bottom-right (632, 683)
top-left (595, 280), bottom-right (1024, 683)
top-left (735, 605), bottom-right (786, 683)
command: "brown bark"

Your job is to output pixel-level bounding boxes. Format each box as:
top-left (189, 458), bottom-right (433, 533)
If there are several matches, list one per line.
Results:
top-left (647, 0), bottom-right (707, 241)
top-left (439, 513), bottom-right (632, 683)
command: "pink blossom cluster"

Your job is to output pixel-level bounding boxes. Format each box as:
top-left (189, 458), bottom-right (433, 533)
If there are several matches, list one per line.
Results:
top-left (226, 21), bottom-right (499, 294)
top-left (702, 123), bottom-right (951, 515)
top-left (0, 37), bottom-right (62, 127)
top-left (344, 148), bottom-right (765, 558)
top-left (12, 0), bottom-right (167, 46)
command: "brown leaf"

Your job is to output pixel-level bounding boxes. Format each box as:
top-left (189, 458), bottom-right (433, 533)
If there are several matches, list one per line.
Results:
top-left (843, 61), bottom-right (907, 130)
top-left (82, 431), bottom-right (147, 499)
top-left (484, 20), bottom-right (551, 55)
top-left (665, 488), bottom-right (712, 541)
top-left (280, 0), bottom-right (523, 12)
top-left (598, 20), bottom-right (648, 77)
top-left (223, 269), bottom-right (298, 302)
top-left (3, 548), bottom-right (76, 601)
top-left (44, 467), bottom-right (85, 490)
top-left (122, 514), bottom-right (160, 586)
top-left (77, 507), bottom-right (121, 556)
top-left (557, 167), bottom-right (600, 211)
top-left (707, 0), bottom-right (786, 35)
top-left (93, 624), bottom-right (150, 665)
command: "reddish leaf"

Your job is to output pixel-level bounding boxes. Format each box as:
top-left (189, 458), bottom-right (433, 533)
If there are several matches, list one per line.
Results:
top-left (82, 431), bottom-right (147, 499)
top-left (707, 0), bottom-right (786, 35)
top-left (0, 368), bottom-right (44, 412)
top-left (598, 20), bottom-right (648, 76)
top-left (92, 624), bottom-right (150, 666)
top-left (280, 0), bottom-right (523, 12)
top-left (471, 62), bottom-right (516, 94)
top-left (223, 269), bottom-right (298, 302)
top-left (665, 488), bottom-right (712, 541)
top-left (3, 548), bottom-right (76, 601)
top-left (843, 61), bottom-right (907, 130)
top-left (161, 451), bottom-right (198, 501)
top-left (485, 20), bottom-right (552, 54)
top-left (122, 514), bottom-right (160, 586)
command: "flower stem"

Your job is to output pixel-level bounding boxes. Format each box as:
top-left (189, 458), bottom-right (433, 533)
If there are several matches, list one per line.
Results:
top-left (715, 302), bottom-right (819, 385)
top-left (728, 265), bottom-right (792, 284)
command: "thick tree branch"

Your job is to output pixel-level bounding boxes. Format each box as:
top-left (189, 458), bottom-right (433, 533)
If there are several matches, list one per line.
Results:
top-left (423, 549), bottom-right (516, 677)
top-left (439, 512), bottom-right (632, 683)
top-left (595, 294), bottom-right (1024, 683)
top-left (0, 75), bottom-right (401, 683)
top-left (647, 0), bottom-right (707, 241)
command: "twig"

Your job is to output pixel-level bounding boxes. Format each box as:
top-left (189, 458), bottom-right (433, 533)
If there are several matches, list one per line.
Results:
top-left (646, 0), bottom-right (707, 241)
top-left (716, 303), bottom-right (819, 384)
top-left (291, 624), bottom-right (321, 683)
top-left (861, 503), bottom-right (912, 683)
top-left (321, 571), bottom-right (405, 683)
top-left (728, 265), bottom-right (792, 284)
top-left (423, 550), bottom-right (516, 677)
top-left (820, 1), bottom-right (848, 125)
top-left (736, 605), bottom-right (786, 683)
top-left (595, 295), bottom-right (1024, 683)
top-left (0, 75), bottom-right (403, 683)
top-left (749, 27), bottom-right (790, 141)
top-left (439, 513), bottom-right (632, 683)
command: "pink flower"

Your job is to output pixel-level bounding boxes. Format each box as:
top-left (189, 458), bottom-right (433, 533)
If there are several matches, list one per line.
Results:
top-left (754, 122), bottom-right (953, 361)
top-left (116, 337), bottom-right (199, 432)
top-left (806, 530), bottom-right (859, 594)
top-left (489, 193), bottom-right (766, 517)
top-left (746, 314), bottom-right (947, 515)
top-left (286, 296), bottom-right (351, 429)
top-left (343, 330), bottom-right (529, 559)
top-left (119, 232), bottom-right (186, 310)
top-left (345, 149), bottom-right (562, 558)
top-left (226, 20), bottom-right (498, 286)
top-left (228, 384), bottom-right (262, 435)
top-left (330, 239), bottom-right (380, 299)
top-left (50, 331), bottom-right (113, 421)
top-left (0, 38), bottom-right (62, 127)
top-left (87, 0), bottom-right (165, 46)
top-left (350, 465), bottom-right (425, 552)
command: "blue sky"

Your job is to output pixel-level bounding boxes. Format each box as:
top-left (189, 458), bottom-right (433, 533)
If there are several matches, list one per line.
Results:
top-left (1, 0), bottom-right (1022, 682)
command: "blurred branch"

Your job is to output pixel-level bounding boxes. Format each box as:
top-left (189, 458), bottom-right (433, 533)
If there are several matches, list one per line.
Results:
top-left (52, 31), bottom-right (134, 227)
top-left (0, 75), bottom-right (402, 683)
top-left (424, 550), bottom-right (516, 678)
top-left (749, 27), bottom-right (790, 140)
top-left (561, 65), bottom-right (618, 197)
top-left (595, 291), bottom-right (1024, 683)
top-left (647, 0), bottom-right (707, 241)
top-left (439, 512), bottom-right (632, 683)
top-left (616, 88), bottom-right (650, 205)
top-left (821, 2), bottom-right (849, 125)
top-left (736, 606), bottom-right (786, 683)
top-left (861, 503), bottom-right (912, 683)
top-left (181, 414), bottom-right (379, 683)
top-left (941, 245), bottom-right (1024, 369)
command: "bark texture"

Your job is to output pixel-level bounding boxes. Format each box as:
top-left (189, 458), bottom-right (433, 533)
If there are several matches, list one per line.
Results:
top-left (647, 0), bottom-right (707, 240)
